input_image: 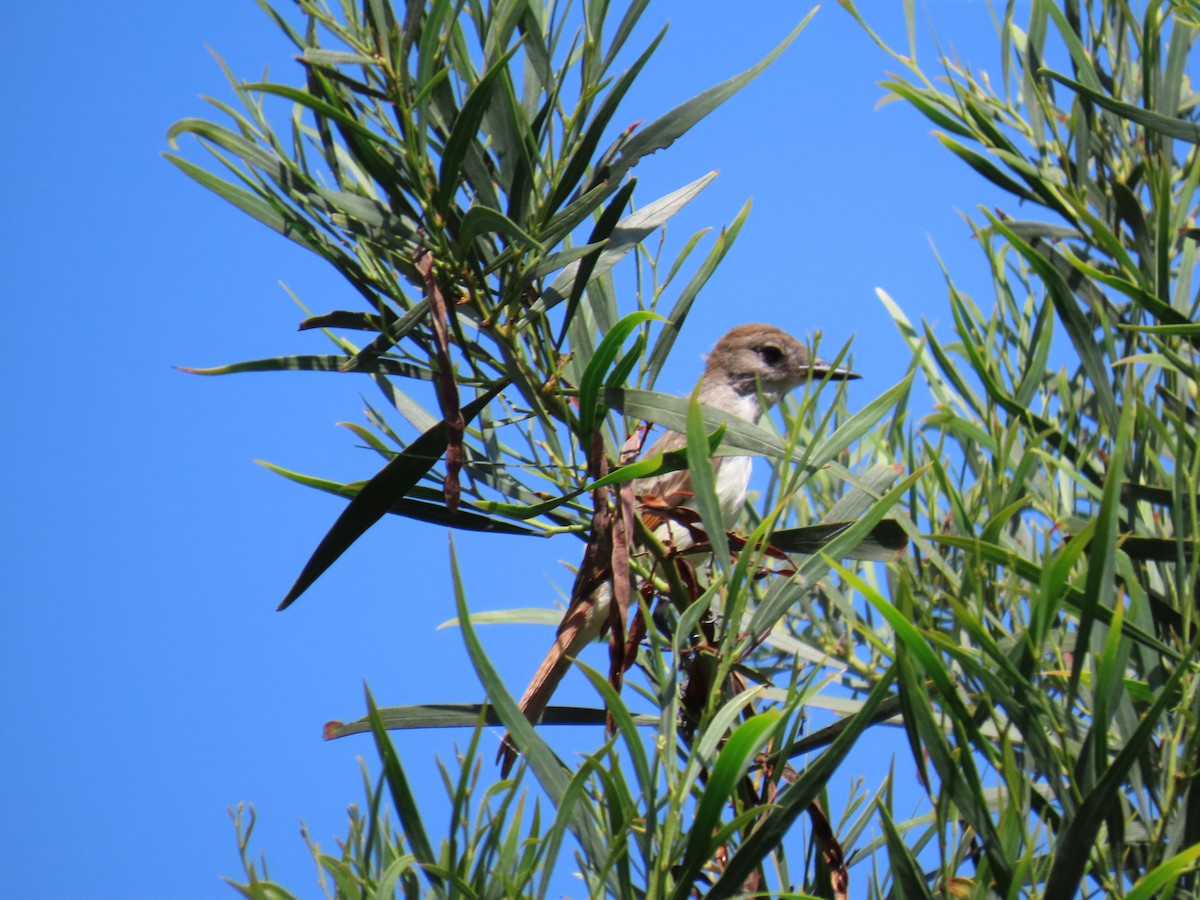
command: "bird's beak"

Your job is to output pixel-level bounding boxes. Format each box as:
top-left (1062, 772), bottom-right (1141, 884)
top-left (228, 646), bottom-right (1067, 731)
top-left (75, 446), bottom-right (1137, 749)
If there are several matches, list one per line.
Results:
top-left (807, 361), bottom-right (861, 381)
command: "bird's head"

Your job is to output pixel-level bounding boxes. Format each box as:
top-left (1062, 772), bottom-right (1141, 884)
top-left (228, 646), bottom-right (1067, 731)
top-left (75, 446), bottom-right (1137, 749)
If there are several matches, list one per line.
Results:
top-left (703, 323), bottom-right (859, 405)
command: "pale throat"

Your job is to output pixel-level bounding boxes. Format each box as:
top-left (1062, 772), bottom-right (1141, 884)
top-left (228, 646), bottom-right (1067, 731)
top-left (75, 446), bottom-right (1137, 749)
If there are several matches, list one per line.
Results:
top-left (696, 376), bottom-right (775, 525)
top-left (696, 377), bottom-right (770, 424)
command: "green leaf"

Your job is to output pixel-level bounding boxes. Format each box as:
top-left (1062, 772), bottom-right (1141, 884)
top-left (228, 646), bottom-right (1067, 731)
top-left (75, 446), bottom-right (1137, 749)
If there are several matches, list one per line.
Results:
top-left (749, 469), bottom-right (919, 634)
top-left (240, 81), bottom-right (403, 152)
top-left (837, 562), bottom-right (1014, 890)
top-left (437, 43), bottom-right (521, 208)
top-left (1126, 842), bottom-right (1200, 900)
top-left (163, 153), bottom-right (318, 253)
top-left (437, 607), bottom-right (564, 629)
top-left (276, 384), bottom-right (505, 610)
top-left (707, 663), bottom-right (898, 899)
top-left (1043, 631), bottom-right (1200, 897)
top-left (933, 132), bottom-right (1040, 202)
top-left (556, 179), bottom-right (639, 343)
top-left (577, 310), bottom-right (662, 437)
top-left (685, 386), bottom-right (730, 568)
top-left (325, 702), bottom-right (660, 738)
top-left (931, 534), bottom-right (1176, 660)
top-left (458, 204), bottom-right (545, 253)
top-left (546, 26), bottom-right (668, 213)
top-left (881, 80), bottom-right (976, 139)
top-left (877, 802), bottom-right (934, 899)
top-left (985, 211), bottom-right (1120, 434)
top-left (608, 388), bottom-right (789, 459)
top-left (673, 711), bottom-right (781, 898)
top-left (176, 355), bottom-right (437, 379)
top-left (574, 662), bottom-right (655, 825)
top-left (1041, 67), bottom-right (1200, 143)
top-left (1067, 379), bottom-right (1135, 700)
top-left (606, 11), bottom-right (817, 185)
top-left (362, 687), bottom-right (443, 893)
top-left (257, 460), bottom-right (545, 536)
top-left (531, 172), bottom-right (717, 314)
top-left (166, 117), bottom-right (293, 181)
top-left (647, 199), bottom-right (752, 386)
top-left (446, 537), bottom-right (613, 875)
top-left (769, 519), bottom-right (908, 560)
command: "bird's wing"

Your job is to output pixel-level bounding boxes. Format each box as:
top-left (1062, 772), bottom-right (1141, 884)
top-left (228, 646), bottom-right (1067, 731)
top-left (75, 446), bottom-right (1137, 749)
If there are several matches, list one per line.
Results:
top-left (633, 427), bottom-right (739, 537)
top-left (632, 428), bottom-right (692, 529)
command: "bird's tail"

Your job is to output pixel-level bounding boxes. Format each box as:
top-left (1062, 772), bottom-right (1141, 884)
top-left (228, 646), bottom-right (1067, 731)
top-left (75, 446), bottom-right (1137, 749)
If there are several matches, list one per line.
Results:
top-left (498, 588), bottom-right (609, 776)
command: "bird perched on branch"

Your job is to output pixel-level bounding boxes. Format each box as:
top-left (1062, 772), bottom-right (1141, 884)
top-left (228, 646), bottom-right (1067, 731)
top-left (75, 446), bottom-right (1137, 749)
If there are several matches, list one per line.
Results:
top-left (501, 323), bottom-right (858, 772)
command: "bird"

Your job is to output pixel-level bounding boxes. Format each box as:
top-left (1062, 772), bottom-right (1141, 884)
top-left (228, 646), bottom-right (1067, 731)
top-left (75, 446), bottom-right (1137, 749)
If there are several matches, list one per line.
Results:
top-left (501, 323), bottom-right (859, 771)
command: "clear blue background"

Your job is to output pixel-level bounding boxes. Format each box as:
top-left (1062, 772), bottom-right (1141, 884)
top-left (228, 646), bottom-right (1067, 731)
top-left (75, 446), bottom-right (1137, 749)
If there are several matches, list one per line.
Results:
top-left (3, 2), bottom-right (1013, 896)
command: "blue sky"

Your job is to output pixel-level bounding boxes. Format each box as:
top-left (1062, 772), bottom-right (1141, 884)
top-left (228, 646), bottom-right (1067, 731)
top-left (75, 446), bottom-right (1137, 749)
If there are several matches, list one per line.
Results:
top-left (2, 1), bottom-right (1015, 896)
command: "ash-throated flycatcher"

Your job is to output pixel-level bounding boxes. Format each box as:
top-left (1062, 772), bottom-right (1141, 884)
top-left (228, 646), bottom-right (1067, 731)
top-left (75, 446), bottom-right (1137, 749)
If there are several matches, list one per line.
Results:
top-left (507, 323), bottom-right (859, 759)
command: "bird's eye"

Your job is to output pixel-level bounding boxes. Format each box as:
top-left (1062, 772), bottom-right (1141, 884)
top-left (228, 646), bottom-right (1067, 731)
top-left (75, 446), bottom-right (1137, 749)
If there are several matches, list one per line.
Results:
top-left (757, 344), bottom-right (784, 365)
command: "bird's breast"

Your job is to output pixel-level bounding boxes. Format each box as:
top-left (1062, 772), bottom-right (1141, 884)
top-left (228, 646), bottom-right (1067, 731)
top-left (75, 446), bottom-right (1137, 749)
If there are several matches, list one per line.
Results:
top-left (714, 455), bottom-right (753, 524)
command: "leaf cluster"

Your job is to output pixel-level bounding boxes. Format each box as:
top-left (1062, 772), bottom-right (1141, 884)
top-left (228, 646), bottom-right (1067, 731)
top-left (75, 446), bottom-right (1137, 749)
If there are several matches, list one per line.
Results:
top-left (181, 0), bottom-right (1200, 897)
top-left (831, 0), bottom-right (1200, 895)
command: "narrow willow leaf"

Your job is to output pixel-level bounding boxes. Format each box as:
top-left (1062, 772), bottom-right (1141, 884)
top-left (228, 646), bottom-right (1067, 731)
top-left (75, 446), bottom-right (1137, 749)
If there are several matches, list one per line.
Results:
top-left (339, 299), bottom-right (432, 372)
top-left (607, 388), bottom-right (786, 459)
top-left (1112, 535), bottom-right (1200, 562)
top-left (707, 663), bottom-right (898, 899)
top-left (934, 132), bottom-right (1040, 202)
top-left (240, 81), bottom-right (403, 152)
top-left (166, 118), bottom-right (293, 181)
top-left (301, 48), bottom-right (376, 67)
top-left (1068, 386), bottom-right (1134, 699)
top-left (933, 534), bottom-right (1176, 659)
top-left (684, 387), bottom-right (730, 568)
top-left (1125, 842), bottom-right (1200, 900)
top-left (531, 172), bottom-right (717, 314)
top-left (299, 311), bottom-right (381, 331)
top-left (324, 702), bottom-right (658, 738)
top-left (647, 199), bottom-right (752, 386)
top-left (840, 562), bottom-right (1012, 866)
top-left (877, 802), bottom-right (935, 899)
top-left (606, 12), bottom-right (817, 185)
top-left (547, 26), bottom-right (667, 213)
top-left (768, 520), bottom-right (907, 560)
top-left (1123, 323), bottom-right (1200, 336)
top-left (522, 241), bottom-right (607, 281)
top-left (577, 310), bottom-right (662, 437)
top-left (538, 180), bottom-right (620, 250)
top-left (986, 211), bottom-right (1120, 433)
top-left (801, 373), bottom-right (914, 472)
top-left (363, 687), bottom-right (443, 893)
top-left (176, 355), bottom-right (436, 379)
top-left (474, 449), bottom-right (686, 521)
top-left (163, 154), bottom-right (319, 253)
top-left (749, 469), bottom-right (919, 633)
top-left (436, 43), bottom-right (521, 209)
top-left (277, 385), bottom-right (504, 610)
top-left (458, 204), bottom-right (544, 253)
top-left (604, 333), bottom-right (644, 391)
top-left (822, 462), bottom-right (905, 520)
top-left (312, 186), bottom-right (418, 237)
top-left (556, 179), bottom-right (639, 342)
top-left (1015, 293), bottom-right (1055, 408)
top-left (1043, 632), bottom-right (1200, 896)
top-left (574, 662), bottom-right (655, 819)
top-left (1042, 68), bottom-right (1200, 143)
top-left (437, 607), bottom-right (564, 629)
top-left (257, 460), bottom-right (543, 535)
top-left (447, 538), bottom-right (611, 869)
top-left (673, 711), bottom-right (782, 898)
top-left (1056, 242), bottom-right (1191, 326)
